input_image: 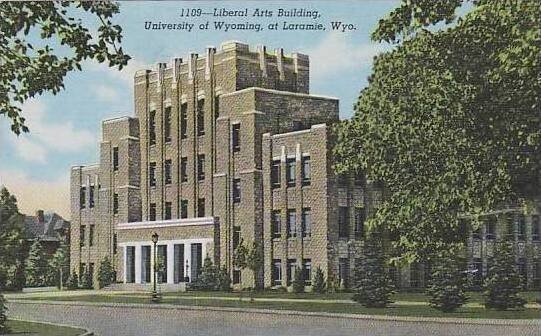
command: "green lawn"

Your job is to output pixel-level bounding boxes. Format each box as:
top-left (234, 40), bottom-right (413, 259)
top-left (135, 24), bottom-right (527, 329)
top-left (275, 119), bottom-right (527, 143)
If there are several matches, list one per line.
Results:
top-left (6, 319), bottom-right (85, 336)
top-left (18, 293), bottom-right (541, 319)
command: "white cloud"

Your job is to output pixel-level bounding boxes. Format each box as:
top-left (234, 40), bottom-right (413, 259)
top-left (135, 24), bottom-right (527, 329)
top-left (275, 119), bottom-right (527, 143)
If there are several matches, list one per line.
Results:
top-left (9, 100), bottom-right (96, 163)
top-left (93, 84), bottom-right (120, 102)
top-left (88, 58), bottom-right (149, 86)
top-left (0, 169), bottom-right (70, 218)
top-left (307, 33), bottom-right (389, 81)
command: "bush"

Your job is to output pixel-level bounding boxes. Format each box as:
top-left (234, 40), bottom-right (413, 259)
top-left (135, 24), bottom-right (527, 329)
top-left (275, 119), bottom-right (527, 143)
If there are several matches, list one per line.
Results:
top-left (81, 270), bottom-right (93, 289)
top-left (191, 257), bottom-right (229, 291)
top-left (0, 292), bottom-right (9, 334)
top-left (312, 267), bottom-right (326, 293)
top-left (97, 257), bottom-right (114, 289)
top-left (426, 248), bottom-right (468, 312)
top-left (217, 266), bottom-right (232, 292)
top-left (292, 267), bottom-right (305, 293)
top-left (67, 271), bottom-right (79, 290)
top-left (484, 241), bottom-right (526, 310)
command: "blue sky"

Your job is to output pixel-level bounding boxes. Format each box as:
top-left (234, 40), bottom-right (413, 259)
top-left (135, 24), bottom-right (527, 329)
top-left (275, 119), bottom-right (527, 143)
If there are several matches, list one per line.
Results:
top-left (0, 1), bottom-right (399, 217)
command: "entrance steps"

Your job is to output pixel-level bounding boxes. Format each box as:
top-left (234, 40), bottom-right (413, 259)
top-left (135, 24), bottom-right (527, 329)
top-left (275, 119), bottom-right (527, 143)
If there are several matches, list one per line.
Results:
top-left (102, 283), bottom-right (187, 292)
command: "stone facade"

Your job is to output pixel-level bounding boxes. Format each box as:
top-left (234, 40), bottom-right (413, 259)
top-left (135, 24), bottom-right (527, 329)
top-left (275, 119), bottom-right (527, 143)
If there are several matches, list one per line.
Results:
top-left (70, 41), bottom-right (541, 290)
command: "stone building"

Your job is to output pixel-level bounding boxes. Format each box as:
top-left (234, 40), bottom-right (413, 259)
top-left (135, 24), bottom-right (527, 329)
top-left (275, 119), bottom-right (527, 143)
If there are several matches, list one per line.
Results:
top-left (70, 41), bottom-right (541, 290)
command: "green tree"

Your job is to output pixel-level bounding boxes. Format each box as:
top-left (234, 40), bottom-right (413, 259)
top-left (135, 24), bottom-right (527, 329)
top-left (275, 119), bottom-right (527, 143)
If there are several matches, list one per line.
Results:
top-left (49, 242), bottom-right (69, 289)
top-left (312, 267), bottom-right (326, 293)
top-left (217, 266), bottom-right (232, 292)
top-left (0, 187), bottom-right (26, 291)
top-left (426, 247), bottom-right (468, 312)
top-left (0, 1), bottom-right (130, 134)
top-left (97, 257), bottom-right (114, 289)
top-left (24, 240), bottom-right (49, 287)
top-left (484, 241), bottom-right (526, 310)
top-left (80, 268), bottom-right (93, 289)
top-left (352, 236), bottom-right (395, 308)
top-left (334, 0), bottom-right (541, 262)
top-left (66, 271), bottom-right (79, 290)
top-left (191, 257), bottom-right (219, 291)
top-left (292, 266), bottom-right (305, 293)
top-left (0, 292), bottom-right (8, 334)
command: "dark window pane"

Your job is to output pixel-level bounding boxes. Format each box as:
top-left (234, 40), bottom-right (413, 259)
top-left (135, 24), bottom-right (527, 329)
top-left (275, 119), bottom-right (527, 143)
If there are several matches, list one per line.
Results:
top-left (232, 123), bottom-right (240, 152)
top-left (271, 160), bottom-right (281, 188)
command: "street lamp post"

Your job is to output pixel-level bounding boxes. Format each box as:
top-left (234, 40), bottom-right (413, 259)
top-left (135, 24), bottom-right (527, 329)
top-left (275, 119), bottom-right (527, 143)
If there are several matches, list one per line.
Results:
top-left (151, 232), bottom-right (160, 302)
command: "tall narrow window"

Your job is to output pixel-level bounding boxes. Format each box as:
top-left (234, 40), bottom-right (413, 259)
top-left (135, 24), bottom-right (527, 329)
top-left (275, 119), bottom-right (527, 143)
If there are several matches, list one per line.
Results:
top-left (89, 185), bottom-right (95, 208)
top-left (79, 225), bottom-right (86, 247)
top-left (214, 96), bottom-right (220, 120)
top-left (233, 226), bottom-right (241, 249)
top-left (113, 147), bottom-right (119, 171)
top-left (165, 202), bottom-right (172, 220)
top-left (287, 259), bottom-right (296, 285)
top-left (532, 215), bottom-right (540, 241)
top-left (89, 224), bottom-right (95, 247)
top-left (149, 203), bottom-right (156, 221)
top-left (149, 110), bottom-right (156, 146)
top-left (286, 158), bottom-right (296, 187)
top-left (355, 207), bottom-right (365, 238)
top-left (303, 259), bottom-right (312, 285)
top-left (506, 213), bottom-right (515, 239)
top-left (232, 178), bottom-right (241, 203)
top-left (197, 99), bottom-right (205, 136)
top-left (113, 233), bottom-right (118, 254)
top-left (301, 208), bottom-right (311, 237)
top-left (338, 258), bottom-right (349, 288)
top-left (517, 214), bottom-right (526, 241)
top-left (113, 193), bottom-right (119, 214)
top-left (197, 154), bottom-right (205, 181)
top-left (338, 206), bottom-right (349, 238)
top-left (271, 210), bottom-right (281, 238)
top-left (486, 215), bottom-right (496, 240)
top-left (149, 162), bottom-right (157, 187)
top-left (271, 160), bottom-right (281, 188)
top-left (180, 157), bottom-right (188, 182)
top-left (302, 156), bottom-right (311, 186)
top-left (197, 198), bottom-right (205, 217)
top-left (232, 123), bottom-right (240, 152)
top-left (180, 103), bottom-right (187, 139)
top-left (164, 106), bottom-right (172, 143)
top-left (272, 259), bottom-right (282, 286)
top-left (180, 199), bottom-right (188, 219)
top-left (164, 159), bottom-right (172, 185)
top-left (80, 187), bottom-right (86, 209)
top-left (287, 209), bottom-right (297, 238)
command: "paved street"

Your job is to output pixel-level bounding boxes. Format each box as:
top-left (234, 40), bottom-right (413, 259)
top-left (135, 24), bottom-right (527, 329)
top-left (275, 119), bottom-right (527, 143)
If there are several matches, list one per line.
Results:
top-left (7, 302), bottom-right (539, 336)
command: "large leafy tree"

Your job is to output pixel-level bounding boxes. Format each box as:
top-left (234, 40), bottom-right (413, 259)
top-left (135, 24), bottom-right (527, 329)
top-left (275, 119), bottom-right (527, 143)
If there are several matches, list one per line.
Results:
top-left (334, 0), bottom-right (540, 262)
top-left (24, 240), bottom-right (49, 287)
top-left (49, 242), bottom-right (70, 289)
top-left (0, 1), bottom-right (130, 134)
top-left (0, 187), bottom-right (26, 290)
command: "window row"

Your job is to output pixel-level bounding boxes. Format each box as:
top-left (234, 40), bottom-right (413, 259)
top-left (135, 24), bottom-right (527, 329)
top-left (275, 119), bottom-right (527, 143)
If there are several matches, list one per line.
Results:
top-left (338, 206), bottom-right (366, 239)
top-left (271, 258), bottom-right (312, 286)
top-left (271, 156), bottom-right (311, 188)
top-left (147, 198), bottom-right (205, 221)
top-left (271, 208), bottom-right (312, 238)
top-left (79, 224), bottom-right (95, 247)
top-left (149, 155), bottom-right (205, 187)
top-left (472, 214), bottom-right (540, 241)
top-left (79, 185), bottom-right (98, 209)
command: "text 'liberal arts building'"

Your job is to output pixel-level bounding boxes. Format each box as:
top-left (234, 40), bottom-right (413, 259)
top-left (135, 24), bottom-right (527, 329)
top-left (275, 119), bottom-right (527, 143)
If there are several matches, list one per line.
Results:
top-left (70, 41), bottom-right (541, 291)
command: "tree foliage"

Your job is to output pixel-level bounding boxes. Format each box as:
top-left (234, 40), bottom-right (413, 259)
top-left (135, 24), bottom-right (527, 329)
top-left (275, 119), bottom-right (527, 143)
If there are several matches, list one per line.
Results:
top-left (0, 1), bottom-right (130, 134)
top-left (80, 268), bottom-right (93, 289)
top-left (292, 267), bottom-right (305, 293)
top-left (334, 0), bottom-right (541, 262)
top-left (0, 292), bottom-right (8, 334)
top-left (0, 187), bottom-right (26, 291)
top-left (24, 240), bottom-right (49, 287)
top-left (426, 247), bottom-right (468, 312)
top-left (191, 257), bottom-right (231, 291)
top-left (67, 271), bottom-right (79, 290)
top-left (312, 267), bottom-right (326, 293)
top-left (97, 257), bottom-right (114, 289)
top-left (233, 239), bottom-right (264, 289)
top-left (49, 242), bottom-right (69, 289)
top-left (484, 241), bottom-right (526, 310)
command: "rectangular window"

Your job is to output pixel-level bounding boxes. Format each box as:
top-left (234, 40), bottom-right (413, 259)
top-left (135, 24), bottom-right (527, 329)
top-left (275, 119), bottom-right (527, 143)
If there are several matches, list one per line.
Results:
top-left (506, 213), bottom-right (515, 239)
top-left (113, 233), bottom-right (118, 254)
top-left (149, 203), bottom-right (156, 221)
top-left (180, 103), bottom-right (187, 139)
top-left (149, 110), bottom-right (156, 146)
top-left (272, 260), bottom-right (282, 286)
top-left (113, 147), bottom-right (119, 171)
top-left (164, 159), bottom-right (172, 185)
top-left (517, 214), bottom-right (526, 241)
top-left (89, 185), bottom-right (95, 208)
top-left (180, 199), bottom-right (188, 219)
top-left (232, 178), bottom-right (241, 203)
top-left (287, 209), bottom-right (297, 238)
top-left (271, 160), bottom-right (281, 188)
top-left (125, 247), bottom-right (135, 283)
top-left (532, 215), bottom-right (540, 241)
top-left (79, 225), bottom-right (86, 247)
top-left (165, 202), bottom-right (172, 220)
top-left (214, 96), bottom-right (220, 120)
top-left (233, 270), bottom-right (241, 284)
top-left (113, 193), bottom-right (119, 214)
top-left (302, 156), bottom-right (311, 186)
top-left (338, 206), bottom-right (349, 238)
top-left (164, 106), bottom-right (172, 143)
top-left (197, 198), bottom-right (205, 217)
top-left (303, 259), bottom-right (312, 285)
top-left (89, 224), bottom-right (94, 247)
top-left (286, 158), bottom-right (296, 187)
top-left (485, 215), bottom-right (496, 240)
top-left (80, 187), bottom-right (86, 209)
top-left (149, 162), bottom-right (157, 187)
top-left (157, 245), bottom-right (168, 283)
top-left (233, 226), bottom-right (241, 249)
top-left (180, 157), bottom-right (188, 183)
top-left (232, 123), bottom-right (240, 152)
top-left (197, 99), bottom-right (205, 136)
top-left (197, 155), bottom-right (205, 181)
top-left (271, 210), bottom-right (281, 238)
top-left (338, 258), bottom-right (349, 288)
top-left (302, 208), bottom-right (311, 237)
top-left (355, 207), bottom-right (365, 239)
top-left (287, 259), bottom-right (296, 285)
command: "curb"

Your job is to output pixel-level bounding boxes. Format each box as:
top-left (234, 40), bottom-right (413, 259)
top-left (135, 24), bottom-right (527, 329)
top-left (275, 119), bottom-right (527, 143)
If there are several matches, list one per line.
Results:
top-left (8, 317), bottom-right (94, 336)
top-left (8, 299), bottom-right (541, 327)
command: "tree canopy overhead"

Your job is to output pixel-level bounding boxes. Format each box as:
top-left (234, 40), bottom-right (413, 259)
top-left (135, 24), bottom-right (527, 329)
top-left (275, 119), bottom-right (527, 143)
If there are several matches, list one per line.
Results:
top-left (0, 1), bottom-right (130, 134)
top-left (334, 0), bottom-right (540, 262)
